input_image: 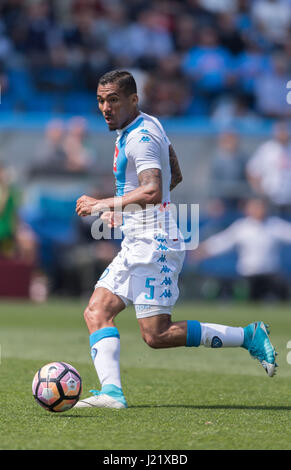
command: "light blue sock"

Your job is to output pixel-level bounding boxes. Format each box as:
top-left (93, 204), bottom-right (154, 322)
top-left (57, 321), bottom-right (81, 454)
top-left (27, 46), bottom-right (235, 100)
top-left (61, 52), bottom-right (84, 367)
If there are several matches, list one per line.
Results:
top-left (186, 320), bottom-right (201, 347)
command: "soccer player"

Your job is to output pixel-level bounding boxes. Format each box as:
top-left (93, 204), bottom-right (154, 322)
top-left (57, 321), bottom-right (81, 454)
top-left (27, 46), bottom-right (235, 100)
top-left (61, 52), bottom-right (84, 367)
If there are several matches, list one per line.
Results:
top-left (75, 70), bottom-right (277, 409)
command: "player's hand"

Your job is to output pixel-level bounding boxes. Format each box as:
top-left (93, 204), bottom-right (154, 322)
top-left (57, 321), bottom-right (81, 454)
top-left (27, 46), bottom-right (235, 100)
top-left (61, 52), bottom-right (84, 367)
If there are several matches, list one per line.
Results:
top-left (76, 195), bottom-right (99, 217)
top-left (101, 211), bottom-right (123, 228)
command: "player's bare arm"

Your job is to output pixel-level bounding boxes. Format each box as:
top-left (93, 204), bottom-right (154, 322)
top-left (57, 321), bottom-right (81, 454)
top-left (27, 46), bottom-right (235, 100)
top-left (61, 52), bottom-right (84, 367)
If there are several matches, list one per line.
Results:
top-left (169, 144), bottom-right (182, 191)
top-left (76, 168), bottom-right (162, 217)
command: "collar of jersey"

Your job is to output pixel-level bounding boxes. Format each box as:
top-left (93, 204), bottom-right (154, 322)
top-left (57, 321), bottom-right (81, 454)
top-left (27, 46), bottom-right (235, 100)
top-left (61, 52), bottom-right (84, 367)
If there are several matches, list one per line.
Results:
top-left (116, 113), bottom-right (143, 136)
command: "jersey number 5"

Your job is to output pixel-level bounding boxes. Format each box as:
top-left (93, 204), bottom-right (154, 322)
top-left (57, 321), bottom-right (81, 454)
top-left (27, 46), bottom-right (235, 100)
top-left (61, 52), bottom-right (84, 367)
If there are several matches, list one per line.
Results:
top-left (145, 277), bottom-right (156, 300)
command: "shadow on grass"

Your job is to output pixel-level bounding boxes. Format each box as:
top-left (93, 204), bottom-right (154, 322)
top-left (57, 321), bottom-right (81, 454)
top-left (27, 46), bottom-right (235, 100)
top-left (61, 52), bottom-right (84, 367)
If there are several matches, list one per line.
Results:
top-left (131, 404), bottom-right (291, 411)
top-left (58, 404), bottom-right (291, 417)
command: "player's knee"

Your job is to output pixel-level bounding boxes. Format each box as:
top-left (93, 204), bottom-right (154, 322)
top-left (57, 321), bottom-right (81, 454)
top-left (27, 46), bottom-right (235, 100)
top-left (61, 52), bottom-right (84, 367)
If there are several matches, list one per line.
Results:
top-left (83, 302), bottom-right (108, 330)
top-left (142, 332), bottom-right (163, 349)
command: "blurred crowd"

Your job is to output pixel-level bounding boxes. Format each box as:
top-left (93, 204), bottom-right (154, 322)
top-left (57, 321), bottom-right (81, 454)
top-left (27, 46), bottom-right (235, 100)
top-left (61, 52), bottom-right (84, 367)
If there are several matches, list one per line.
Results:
top-left (185, 119), bottom-right (291, 301)
top-left (0, 0), bottom-right (291, 118)
top-left (30, 115), bottom-right (95, 175)
top-left (0, 113), bottom-right (118, 300)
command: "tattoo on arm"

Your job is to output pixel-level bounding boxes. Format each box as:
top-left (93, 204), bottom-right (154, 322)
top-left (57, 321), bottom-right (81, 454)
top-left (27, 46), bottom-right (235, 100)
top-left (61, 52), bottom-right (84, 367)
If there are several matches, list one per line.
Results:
top-left (169, 145), bottom-right (182, 191)
top-left (138, 168), bottom-right (163, 203)
top-left (138, 168), bottom-right (162, 189)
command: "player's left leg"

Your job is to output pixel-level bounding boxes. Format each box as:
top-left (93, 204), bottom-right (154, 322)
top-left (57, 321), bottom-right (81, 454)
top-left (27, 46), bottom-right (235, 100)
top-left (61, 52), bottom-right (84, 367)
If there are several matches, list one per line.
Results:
top-left (138, 313), bottom-right (278, 377)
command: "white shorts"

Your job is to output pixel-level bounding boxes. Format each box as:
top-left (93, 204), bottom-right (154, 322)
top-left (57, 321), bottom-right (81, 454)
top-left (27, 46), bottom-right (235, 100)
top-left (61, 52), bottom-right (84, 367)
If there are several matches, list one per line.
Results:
top-left (95, 232), bottom-right (185, 318)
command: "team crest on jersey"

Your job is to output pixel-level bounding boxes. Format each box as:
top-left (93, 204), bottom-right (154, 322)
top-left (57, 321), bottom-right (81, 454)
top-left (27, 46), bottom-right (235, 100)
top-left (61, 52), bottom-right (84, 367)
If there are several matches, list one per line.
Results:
top-left (211, 336), bottom-right (223, 348)
top-left (113, 145), bottom-right (119, 172)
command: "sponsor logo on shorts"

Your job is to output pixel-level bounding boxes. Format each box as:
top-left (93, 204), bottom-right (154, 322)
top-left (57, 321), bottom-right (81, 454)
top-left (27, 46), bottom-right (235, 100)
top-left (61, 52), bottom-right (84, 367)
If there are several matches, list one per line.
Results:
top-left (135, 305), bottom-right (153, 312)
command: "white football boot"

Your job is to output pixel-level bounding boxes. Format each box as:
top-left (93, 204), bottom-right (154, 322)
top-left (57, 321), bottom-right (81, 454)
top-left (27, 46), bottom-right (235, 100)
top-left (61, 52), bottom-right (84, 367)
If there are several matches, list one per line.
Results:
top-left (74, 384), bottom-right (128, 409)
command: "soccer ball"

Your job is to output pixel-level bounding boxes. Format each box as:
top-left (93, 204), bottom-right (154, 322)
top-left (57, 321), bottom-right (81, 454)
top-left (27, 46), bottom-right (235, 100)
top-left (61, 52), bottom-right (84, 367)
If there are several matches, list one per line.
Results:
top-left (32, 362), bottom-right (82, 412)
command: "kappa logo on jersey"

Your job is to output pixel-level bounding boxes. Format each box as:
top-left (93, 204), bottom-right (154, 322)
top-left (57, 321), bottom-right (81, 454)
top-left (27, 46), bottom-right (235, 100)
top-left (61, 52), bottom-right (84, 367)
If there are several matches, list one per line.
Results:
top-left (113, 145), bottom-right (119, 172)
top-left (139, 136), bottom-right (151, 143)
top-left (158, 243), bottom-right (168, 251)
top-left (154, 233), bottom-right (167, 243)
top-left (160, 289), bottom-right (172, 298)
top-left (160, 265), bottom-right (172, 273)
top-left (161, 277), bottom-right (172, 286)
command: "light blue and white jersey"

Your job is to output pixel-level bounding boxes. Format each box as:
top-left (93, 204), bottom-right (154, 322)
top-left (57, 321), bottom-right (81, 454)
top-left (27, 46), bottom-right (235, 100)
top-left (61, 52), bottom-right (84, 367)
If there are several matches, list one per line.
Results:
top-left (96, 111), bottom-right (185, 305)
top-left (113, 112), bottom-right (177, 238)
top-left (114, 112), bottom-right (171, 199)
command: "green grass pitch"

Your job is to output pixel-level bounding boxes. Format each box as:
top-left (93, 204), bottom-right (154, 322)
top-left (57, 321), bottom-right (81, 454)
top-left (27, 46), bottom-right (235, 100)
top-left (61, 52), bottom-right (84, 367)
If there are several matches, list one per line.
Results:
top-left (1, 298), bottom-right (291, 450)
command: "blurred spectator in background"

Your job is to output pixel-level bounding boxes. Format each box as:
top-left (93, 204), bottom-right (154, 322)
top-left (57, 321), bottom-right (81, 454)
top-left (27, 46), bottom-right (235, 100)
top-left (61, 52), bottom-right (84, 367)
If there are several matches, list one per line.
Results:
top-left (184, 0), bottom-right (216, 24)
top-left (33, 45), bottom-right (76, 96)
top-left (217, 12), bottom-right (245, 56)
top-left (199, 0), bottom-right (238, 14)
top-left (283, 38), bottom-right (291, 75)
top-left (194, 198), bottom-right (291, 301)
top-left (0, 20), bottom-right (13, 64)
top-left (31, 117), bottom-right (94, 175)
top-left (247, 121), bottom-right (291, 217)
top-left (209, 130), bottom-right (248, 208)
top-left (63, 116), bottom-right (95, 173)
top-left (0, 162), bottom-right (42, 300)
top-left (235, 37), bottom-right (271, 109)
top-left (251, 0), bottom-right (291, 47)
top-left (211, 93), bottom-right (260, 127)
top-left (126, 8), bottom-right (174, 70)
top-left (173, 14), bottom-right (197, 53)
top-left (254, 53), bottom-right (291, 118)
top-left (31, 119), bottom-right (66, 174)
top-left (104, 3), bottom-right (137, 68)
top-left (0, 163), bottom-right (37, 264)
top-left (25, 0), bottom-right (55, 66)
top-left (182, 26), bottom-right (234, 112)
top-left (0, 163), bottom-right (18, 258)
top-left (143, 54), bottom-right (193, 116)
top-left (199, 198), bottom-right (239, 240)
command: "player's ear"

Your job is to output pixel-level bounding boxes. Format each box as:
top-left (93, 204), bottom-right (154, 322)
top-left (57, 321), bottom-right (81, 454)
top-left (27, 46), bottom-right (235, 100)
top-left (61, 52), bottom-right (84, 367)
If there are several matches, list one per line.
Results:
top-left (131, 93), bottom-right (138, 106)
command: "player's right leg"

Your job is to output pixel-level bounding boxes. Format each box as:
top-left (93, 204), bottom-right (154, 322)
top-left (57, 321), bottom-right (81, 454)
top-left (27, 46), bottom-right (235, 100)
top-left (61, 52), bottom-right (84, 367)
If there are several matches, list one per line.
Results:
top-left (74, 286), bottom-right (128, 409)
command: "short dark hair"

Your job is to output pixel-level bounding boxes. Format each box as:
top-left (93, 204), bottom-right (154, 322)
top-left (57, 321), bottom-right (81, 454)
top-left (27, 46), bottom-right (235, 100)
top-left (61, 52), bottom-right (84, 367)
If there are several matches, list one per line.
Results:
top-left (98, 70), bottom-right (137, 96)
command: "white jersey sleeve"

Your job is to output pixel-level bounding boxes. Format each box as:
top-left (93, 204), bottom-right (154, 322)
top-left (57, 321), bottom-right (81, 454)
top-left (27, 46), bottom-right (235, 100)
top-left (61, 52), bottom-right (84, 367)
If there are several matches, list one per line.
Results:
top-left (126, 131), bottom-right (162, 175)
top-left (114, 112), bottom-right (171, 201)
